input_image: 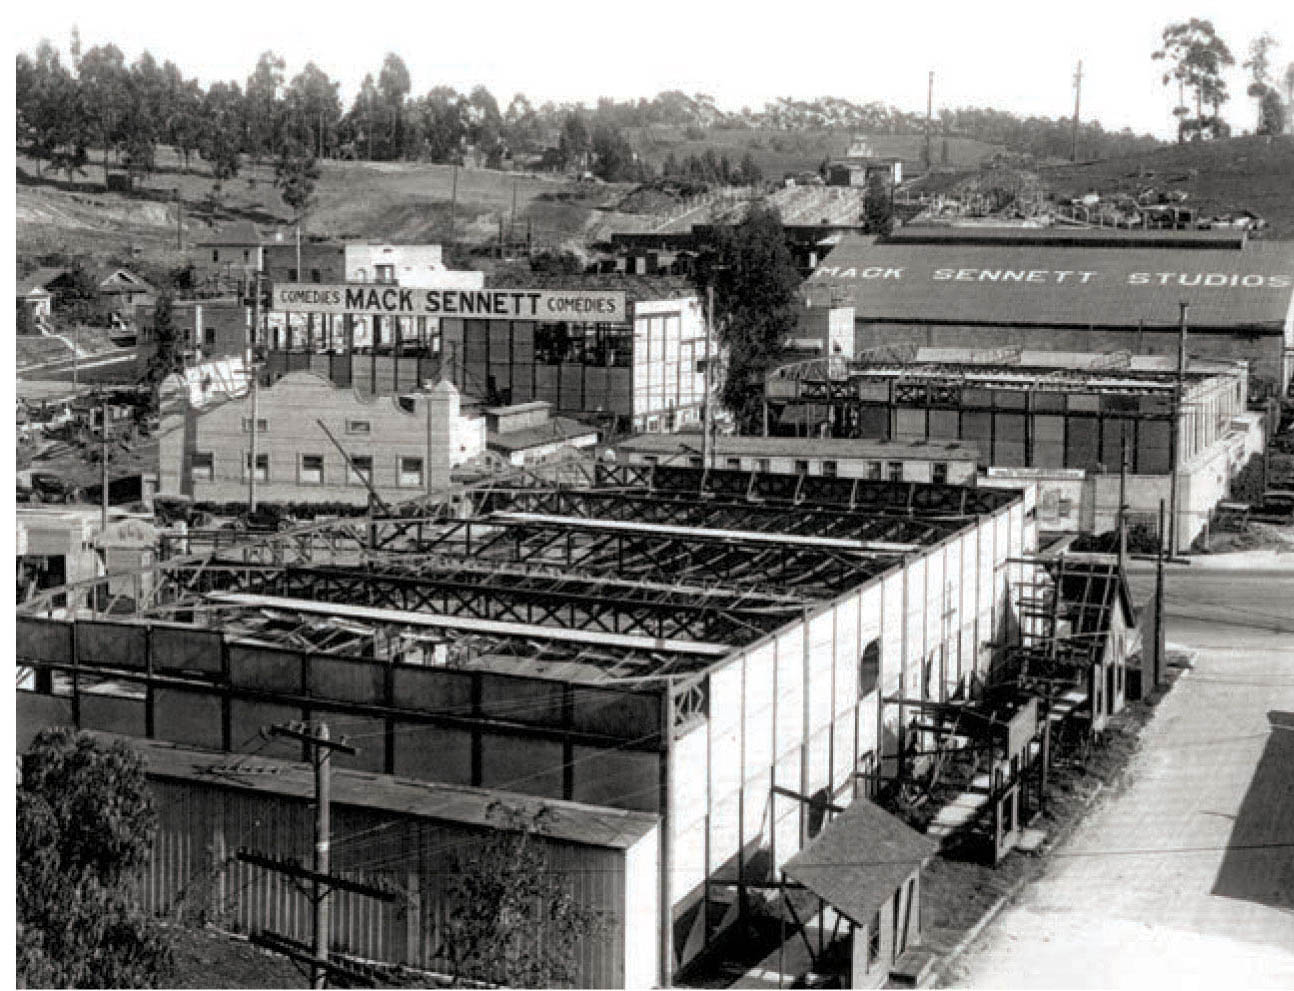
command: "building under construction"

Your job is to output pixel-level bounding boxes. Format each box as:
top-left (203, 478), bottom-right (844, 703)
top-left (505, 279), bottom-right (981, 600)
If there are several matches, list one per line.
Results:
top-left (16, 465), bottom-right (1134, 986)
top-left (765, 349), bottom-right (1264, 552)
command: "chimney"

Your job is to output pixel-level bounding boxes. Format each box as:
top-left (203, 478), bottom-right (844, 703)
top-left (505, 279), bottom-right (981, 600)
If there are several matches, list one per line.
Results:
top-left (425, 379), bottom-right (459, 494)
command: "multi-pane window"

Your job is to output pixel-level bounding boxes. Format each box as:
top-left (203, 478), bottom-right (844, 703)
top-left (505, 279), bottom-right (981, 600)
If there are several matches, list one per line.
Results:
top-left (887, 461), bottom-right (904, 482)
top-left (300, 454), bottom-right (324, 485)
top-left (241, 418), bottom-right (268, 433)
top-left (398, 457), bottom-right (424, 488)
top-left (375, 264), bottom-right (395, 284)
top-left (244, 453), bottom-right (268, 481)
top-left (823, 460), bottom-right (838, 478)
top-left (867, 461), bottom-right (882, 480)
top-left (795, 459), bottom-right (810, 475)
top-left (192, 452), bottom-right (214, 481)
top-left (932, 461), bottom-right (948, 484)
top-left (756, 458), bottom-right (770, 473)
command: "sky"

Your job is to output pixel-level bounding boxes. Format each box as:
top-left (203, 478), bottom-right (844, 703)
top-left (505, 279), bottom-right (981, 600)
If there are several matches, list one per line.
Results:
top-left (10, 0), bottom-right (1294, 140)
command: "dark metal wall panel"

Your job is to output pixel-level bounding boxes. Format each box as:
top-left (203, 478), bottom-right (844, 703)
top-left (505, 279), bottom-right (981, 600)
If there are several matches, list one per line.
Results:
top-left (478, 733), bottom-right (564, 796)
top-left (151, 626), bottom-right (223, 675)
top-left (77, 620), bottom-right (148, 670)
top-left (153, 689), bottom-right (224, 749)
top-left (392, 724), bottom-right (473, 784)
top-left (229, 700), bottom-right (305, 756)
top-left (228, 646), bottom-right (302, 695)
top-left (15, 617), bottom-right (72, 665)
top-left (310, 656), bottom-right (385, 706)
top-left (570, 687), bottom-right (661, 740)
top-left (570, 745), bottom-right (661, 813)
top-left (80, 694), bottom-right (147, 737)
top-left (478, 673), bottom-right (564, 728)
top-left (391, 666), bottom-right (473, 714)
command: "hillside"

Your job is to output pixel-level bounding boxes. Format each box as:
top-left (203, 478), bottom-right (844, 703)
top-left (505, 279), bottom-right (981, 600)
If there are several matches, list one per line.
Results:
top-left (627, 126), bottom-right (1004, 178)
top-left (15, 147), bottom-right (645, 272)
top-left (1039, 135), bottom-right (1294, 239)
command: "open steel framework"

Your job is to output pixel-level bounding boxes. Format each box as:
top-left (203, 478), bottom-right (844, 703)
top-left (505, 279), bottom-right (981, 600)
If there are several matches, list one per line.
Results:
top-left (20, 465), bottom-right (1017, 687)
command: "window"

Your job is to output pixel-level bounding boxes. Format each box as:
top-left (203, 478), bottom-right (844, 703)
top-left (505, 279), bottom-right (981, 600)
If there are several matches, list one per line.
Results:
top-left (347, 454), bottom-right (373, 485)
top-left (191, 452), bottom-right (214, 481)
top-left (795, 459), bottom-right (810, 475)
top-left (868, 909), bottom-right (882, 968)
top-left (867, 461), bottom-right (882, 480)
top-left (823, 459), bottom-right (838, 478)
top-left (859, 640), bottom-right (880, 696)
top-left (288, 268), bottom-right (298, 282)
top-left (932, 461), bottom-right (948, 484)
top-left (310, 268), bottom-right (322, 283)
top-left (756, 458), bottom-right (770, 473)
top-left (242, 249), bottom-right (250, 263)
top-left (211, 250), bottom-right (219, 263)
top-left (887, 461), bottom-right (903, 482)
top-left (300, 454), bottom-right (324, 485)
top-left (244, 452), bottom-right (268, 481)
top-left (345, 420), bottom-right (372, 435)
top-left (241, 417), bottom-right (268, 434)
top-left (726, 457), bottom-right (742, 470)
top-left (398, 456), bottom-right (424, 488)
top-left (375, 264), bottom-right (395, 284)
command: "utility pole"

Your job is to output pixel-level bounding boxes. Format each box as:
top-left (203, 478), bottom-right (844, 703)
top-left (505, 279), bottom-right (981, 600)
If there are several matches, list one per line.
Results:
top-left (100, 393), bottom-right (110, 531)
top-left (174, 187), bottom-right (183, 250)
top-left (925, 70), bottom-right (934, 172)
top-left (1118, 432), bottom-right (1129, 573)
top-left (248, 273), bottom-right (261, 513)
top-left (1152, 499), bottom-right (1166, 692)
top-left (236, 722), bottom-right (395, 989)
top-left (1168, 302), bottom-right (1188, 556)
top-left (510, 176), bottom-right (518, 241)
top-left (1071, 60), bottom-right (1083, 162)
top-left (449, 163), bottom-right (459, 245)
top-left (704, 285), bottom-right (715, 470)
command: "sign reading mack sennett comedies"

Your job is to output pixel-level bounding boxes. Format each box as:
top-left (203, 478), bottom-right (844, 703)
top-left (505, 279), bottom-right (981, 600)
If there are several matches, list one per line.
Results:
top-left (272, 284), bottom-right (627, 323)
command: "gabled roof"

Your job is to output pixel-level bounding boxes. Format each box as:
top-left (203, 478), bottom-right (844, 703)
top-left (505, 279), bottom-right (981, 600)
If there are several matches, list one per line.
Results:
top-left (98, 268), bottom-right (156, 294)
top-left (16, 268), bottom-right (70, 294)
top-left (195, 221), bottom-right (265, 247)
top-left (783, 798), bottom-right (937, 926)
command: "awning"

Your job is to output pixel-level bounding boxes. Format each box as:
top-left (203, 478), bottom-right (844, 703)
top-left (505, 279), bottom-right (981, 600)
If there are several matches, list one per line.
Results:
top-left (782, 799), bottom-right (937, 926)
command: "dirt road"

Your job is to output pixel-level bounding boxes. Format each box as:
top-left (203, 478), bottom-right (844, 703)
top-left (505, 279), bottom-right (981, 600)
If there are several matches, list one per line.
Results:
top-left (949, 554), bottom-right (1294, 988)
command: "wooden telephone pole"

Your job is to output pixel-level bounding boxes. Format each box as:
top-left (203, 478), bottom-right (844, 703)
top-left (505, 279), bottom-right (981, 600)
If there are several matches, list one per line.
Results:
top-left (236, 722), bottom-right (395, 988)
top-left (925, 70), bottom-right (934, 171)
top-left (1071, 60), bottom-right (1083, 162)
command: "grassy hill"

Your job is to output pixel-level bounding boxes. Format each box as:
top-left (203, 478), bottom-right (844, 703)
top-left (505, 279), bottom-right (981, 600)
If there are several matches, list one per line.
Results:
top-left (1039, 135), bottom-right (1294, 239)
top-left (16, 146), bottom-right (642, 273)
top-left (626, 125), bottom-right (1003, 178)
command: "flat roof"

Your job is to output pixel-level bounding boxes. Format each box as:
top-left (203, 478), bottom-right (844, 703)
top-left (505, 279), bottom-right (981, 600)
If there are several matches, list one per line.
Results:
top-left (94, 732), bottom-right (658, 849)
top-left (618, 433), bottom-right (978, 461)
top-left (487, 417), bottom-right (598, 453)
top-left (809, 235), bottom-right (1294, 329)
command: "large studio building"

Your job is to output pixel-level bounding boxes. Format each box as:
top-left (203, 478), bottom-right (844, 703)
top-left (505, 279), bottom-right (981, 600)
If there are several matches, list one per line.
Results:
top-left (805, 228), bottom-right (1294, 398)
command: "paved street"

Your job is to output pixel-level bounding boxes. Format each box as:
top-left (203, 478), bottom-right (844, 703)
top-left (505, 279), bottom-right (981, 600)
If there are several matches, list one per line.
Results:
top-left (950, 551), bottom-right (1294, 989)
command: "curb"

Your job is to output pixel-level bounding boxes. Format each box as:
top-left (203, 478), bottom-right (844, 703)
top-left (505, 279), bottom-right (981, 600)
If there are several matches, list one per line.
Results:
top-left (924, 774), bottom-right (1111, 988)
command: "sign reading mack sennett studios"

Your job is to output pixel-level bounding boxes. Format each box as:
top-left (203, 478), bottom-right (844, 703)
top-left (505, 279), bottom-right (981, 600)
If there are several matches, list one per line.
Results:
top-left (272, 283), bottom-right (627, 323)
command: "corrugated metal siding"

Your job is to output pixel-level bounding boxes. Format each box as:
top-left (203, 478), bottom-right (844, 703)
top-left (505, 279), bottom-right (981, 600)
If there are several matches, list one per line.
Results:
top-left (143, 780), bottom-right (628, 987)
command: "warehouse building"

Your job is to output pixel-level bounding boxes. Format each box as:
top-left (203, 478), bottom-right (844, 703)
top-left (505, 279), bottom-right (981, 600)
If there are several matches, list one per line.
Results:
top-left (805, 232), bottom-right (1294, 398)
top-left (766, 349), bottom-right (1263, 551)
top-left (617, 433), bottom-right (978, 485)
top-left (18, 465), bottom-right (1039, 986)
